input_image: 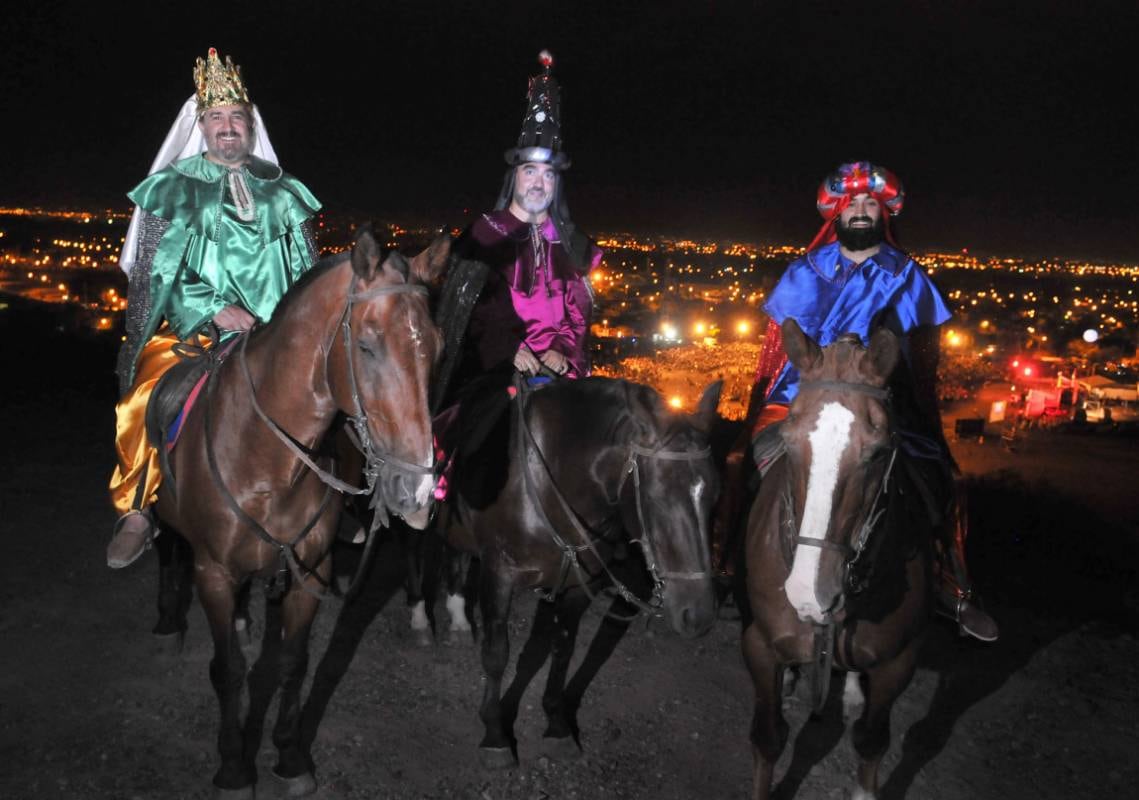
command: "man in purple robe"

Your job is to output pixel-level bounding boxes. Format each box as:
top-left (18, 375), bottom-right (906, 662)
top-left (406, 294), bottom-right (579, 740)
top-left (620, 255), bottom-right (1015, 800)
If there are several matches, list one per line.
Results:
top-left (431, 51), bottom-right (600, 502)
top-left (445, 51), bottom-right (600, 396)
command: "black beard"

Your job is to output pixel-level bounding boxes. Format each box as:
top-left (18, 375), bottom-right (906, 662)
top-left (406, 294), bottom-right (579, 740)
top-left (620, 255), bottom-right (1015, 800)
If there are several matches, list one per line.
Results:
top-left (835, 215), bottom-right (886, 251)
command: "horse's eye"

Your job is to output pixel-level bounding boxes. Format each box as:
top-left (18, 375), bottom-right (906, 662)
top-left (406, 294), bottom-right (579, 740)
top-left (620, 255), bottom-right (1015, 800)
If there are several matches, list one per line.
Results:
top-left (358, 342), bottom-right (376, 358)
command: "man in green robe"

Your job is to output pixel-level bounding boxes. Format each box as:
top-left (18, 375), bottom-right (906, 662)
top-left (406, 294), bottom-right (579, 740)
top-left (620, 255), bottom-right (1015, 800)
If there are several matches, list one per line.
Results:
top-left (108, 48), bottom-right (321, 568)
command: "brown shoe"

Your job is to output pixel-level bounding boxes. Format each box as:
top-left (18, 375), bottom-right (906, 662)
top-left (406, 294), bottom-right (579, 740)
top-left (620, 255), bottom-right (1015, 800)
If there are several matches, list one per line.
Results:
top-left (107, 511), bottom-right (155, 569)
top-left (957, 598), bottom-right (1000, 642)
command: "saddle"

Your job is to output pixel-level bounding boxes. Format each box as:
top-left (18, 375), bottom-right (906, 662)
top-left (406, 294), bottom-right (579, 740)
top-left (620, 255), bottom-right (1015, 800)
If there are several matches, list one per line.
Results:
top-left (144, 328), bottom-right (234, 489)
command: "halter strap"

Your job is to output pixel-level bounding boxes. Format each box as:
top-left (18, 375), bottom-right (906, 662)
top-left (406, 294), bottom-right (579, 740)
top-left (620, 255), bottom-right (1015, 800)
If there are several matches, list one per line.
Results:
top-left (348, 283), bottom-right (429, 303)
top-left (628, 442), bottom-right (711, 461)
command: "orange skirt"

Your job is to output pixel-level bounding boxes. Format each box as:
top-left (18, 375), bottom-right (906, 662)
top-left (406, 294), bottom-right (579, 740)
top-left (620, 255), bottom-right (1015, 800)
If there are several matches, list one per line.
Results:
top-left (108, 330), bottom-right (202, 515)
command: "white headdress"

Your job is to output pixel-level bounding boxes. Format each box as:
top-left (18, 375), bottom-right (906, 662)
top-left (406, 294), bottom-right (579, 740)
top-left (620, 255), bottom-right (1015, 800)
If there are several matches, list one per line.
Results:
top-left (118, 96), bottom-right (279, 274)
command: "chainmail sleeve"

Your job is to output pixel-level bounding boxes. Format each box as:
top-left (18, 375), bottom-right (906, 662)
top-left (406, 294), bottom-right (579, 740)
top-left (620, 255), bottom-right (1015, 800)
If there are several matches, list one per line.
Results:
top-left (299, 218), bottom-right (319, 263)
top-left (115, 211), bottom-right (170, 396)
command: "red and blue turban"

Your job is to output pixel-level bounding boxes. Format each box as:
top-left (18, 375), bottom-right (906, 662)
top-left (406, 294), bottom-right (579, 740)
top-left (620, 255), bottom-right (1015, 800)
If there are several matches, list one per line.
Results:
top-left (807, 161), bottom-right (905, 251)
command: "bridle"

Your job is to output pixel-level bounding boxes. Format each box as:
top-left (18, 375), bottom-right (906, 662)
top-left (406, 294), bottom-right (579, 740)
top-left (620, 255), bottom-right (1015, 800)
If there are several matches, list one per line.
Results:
top-left (782, 378), bottom-right (897, 597)
top-left (774, 374), bottom-right (901, 714)
top-left (335, 275), bottom-right (435, 530)
top-left (203, 269), bottom-right (434, 598)
top-left (515, 381), bottom-right (712, 617)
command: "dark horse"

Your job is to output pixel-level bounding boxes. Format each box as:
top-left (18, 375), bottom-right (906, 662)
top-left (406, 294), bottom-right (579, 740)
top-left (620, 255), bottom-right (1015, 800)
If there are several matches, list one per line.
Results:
top-left (742, 319), bottom-right (934, 800)
top-left (437, 377), bottom-right (721, 766)
top-left (151, 231), bottom-right (447, 798)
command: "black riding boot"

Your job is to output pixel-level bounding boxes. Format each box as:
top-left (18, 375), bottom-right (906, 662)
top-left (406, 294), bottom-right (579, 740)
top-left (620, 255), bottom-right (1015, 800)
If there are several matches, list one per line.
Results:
top-left (935, 481), bottom-right (999, 642)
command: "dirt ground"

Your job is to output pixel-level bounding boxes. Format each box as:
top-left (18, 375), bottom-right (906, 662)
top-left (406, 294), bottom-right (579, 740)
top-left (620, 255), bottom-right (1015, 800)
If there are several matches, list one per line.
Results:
top-left (2, 334), bottom-right (1137, 800)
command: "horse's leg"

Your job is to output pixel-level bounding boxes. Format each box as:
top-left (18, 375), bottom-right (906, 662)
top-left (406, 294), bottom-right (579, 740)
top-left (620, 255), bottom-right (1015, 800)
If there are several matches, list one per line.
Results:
top-left (153, 532), bottom-right (193, 655)
top-left (268, 571), bottom-right (325, 795)
top-left (477, 562), bottom-right (515, 768)
top-left (850, 642), bottom-right (919, 800)
top-left (234, 581), bottom-right (254, 651)
top-left (539, 587), bottom-right (590, 759)
top-left (443, 547), bottom-right (473, 644)
top-left (404, 528), bottom-right (434, 647)
top-left (742, 621), bottom-right (787, 800)
top-left (195, 564), bottom-right (254, 796)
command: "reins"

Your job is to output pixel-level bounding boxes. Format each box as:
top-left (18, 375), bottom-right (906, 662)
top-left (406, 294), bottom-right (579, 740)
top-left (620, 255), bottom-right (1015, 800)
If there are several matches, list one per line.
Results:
top-left (513, 378), bottom-right (711, 620)
top-left (201, 271), bottom-right (434, 601)
top-left (778, 377), bottom-right (897, 715)
top-left (204, 360), bottom-right (335, 600)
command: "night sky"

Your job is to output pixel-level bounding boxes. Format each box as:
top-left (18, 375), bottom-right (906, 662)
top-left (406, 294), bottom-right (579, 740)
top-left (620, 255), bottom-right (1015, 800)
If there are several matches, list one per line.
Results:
top-left (4, 0), bottom-right (1137, 259)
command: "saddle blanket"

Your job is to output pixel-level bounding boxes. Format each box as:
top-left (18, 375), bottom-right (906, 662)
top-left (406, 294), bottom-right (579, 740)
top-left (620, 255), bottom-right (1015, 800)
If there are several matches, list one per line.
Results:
top-left (164, 336), bottom-right (241, 450)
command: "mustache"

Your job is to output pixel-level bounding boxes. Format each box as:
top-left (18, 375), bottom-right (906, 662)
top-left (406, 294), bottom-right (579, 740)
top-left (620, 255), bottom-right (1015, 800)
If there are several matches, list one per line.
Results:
top-left (845, 215), bottom-right (873, 225)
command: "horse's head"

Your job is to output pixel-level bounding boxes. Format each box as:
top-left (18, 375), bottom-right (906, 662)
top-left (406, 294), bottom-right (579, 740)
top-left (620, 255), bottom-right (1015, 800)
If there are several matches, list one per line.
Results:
top-left (779, 318), bottom-right (899, 625)
top-left (330, 229), bottom-right (448, 529)
top-left (618, 380), bottom-right (722, 638)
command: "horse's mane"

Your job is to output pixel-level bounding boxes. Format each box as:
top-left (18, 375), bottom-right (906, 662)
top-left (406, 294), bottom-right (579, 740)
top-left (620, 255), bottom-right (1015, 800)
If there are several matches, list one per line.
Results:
top-left (268, 251), bottom-right (350, 321)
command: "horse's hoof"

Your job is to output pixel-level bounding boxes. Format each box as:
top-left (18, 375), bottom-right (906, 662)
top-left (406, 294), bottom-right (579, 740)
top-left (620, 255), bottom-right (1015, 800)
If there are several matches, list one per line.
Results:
top-left (413, 628), bottom-right (435, 648)
top-left (153, 630), bottom-right (185, 657)
top-left (269, 768), bottom-right (317, 797)
top-left (539, 734), bottom-right (581, 761)
top-left (478, 746), bottom-right (515, 770)
top-left (212, 785), bottom-right (254, 800)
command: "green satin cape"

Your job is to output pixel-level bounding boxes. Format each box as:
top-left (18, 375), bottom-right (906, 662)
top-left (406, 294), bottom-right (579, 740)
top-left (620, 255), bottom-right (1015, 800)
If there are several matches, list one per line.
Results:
top-left (127, 153), bottom-right (321, 352)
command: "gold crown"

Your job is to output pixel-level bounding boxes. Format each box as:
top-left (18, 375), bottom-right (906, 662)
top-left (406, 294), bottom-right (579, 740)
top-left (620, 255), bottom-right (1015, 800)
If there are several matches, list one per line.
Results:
top-left (193, 48), bottom-right (250, 114)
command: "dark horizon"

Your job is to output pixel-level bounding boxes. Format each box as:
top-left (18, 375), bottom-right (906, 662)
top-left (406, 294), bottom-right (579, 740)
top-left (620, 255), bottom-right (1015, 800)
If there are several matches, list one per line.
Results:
top-left (4, 1), bottom-right (1137, 261)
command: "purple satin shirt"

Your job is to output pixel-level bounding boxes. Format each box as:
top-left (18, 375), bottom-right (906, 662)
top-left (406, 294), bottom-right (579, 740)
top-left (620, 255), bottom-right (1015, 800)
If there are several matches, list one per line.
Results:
top-left (461, 210), bottom-right (601, 377)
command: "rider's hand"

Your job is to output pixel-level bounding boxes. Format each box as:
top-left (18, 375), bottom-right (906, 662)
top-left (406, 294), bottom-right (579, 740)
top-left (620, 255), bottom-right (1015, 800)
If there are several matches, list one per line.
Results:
top-left (213, 305), bottom-right (256, 332)
top-left (539, 349), bottom-right (570, 376)
top-left (513, 346), bottom-right (541, 376)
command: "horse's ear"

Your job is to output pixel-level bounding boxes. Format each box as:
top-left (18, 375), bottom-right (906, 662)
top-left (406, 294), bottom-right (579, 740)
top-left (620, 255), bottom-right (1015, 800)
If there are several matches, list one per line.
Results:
top-left (691, 380), bottom-right (723, 434)
top-left (351, 228), bottom-right (381, 281)
top-left (782, 318), bottom-right (822, 373)
top-left (410, 234), bottom-right (452, 286)
top-left (867, 326), bottom-right (901, 382)
top-left (624, 382), bottom-right (663, 439)
top-left (382, 251), bottom-right (411, 282)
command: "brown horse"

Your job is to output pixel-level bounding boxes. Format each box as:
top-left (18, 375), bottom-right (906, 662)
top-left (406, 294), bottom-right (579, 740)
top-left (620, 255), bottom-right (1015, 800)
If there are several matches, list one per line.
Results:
top-left (742, 319), bottom-right (934, 800)
top-left (153, 230), bottom-right (447, 798)
top-left (439, 377), bottom-right (721, 766)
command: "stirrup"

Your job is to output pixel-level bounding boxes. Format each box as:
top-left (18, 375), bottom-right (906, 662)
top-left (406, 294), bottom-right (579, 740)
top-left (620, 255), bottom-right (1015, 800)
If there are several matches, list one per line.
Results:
top-left (107, 510), bottom-right (156, 569)
top-left (937, 593), bottom-right (999, 643)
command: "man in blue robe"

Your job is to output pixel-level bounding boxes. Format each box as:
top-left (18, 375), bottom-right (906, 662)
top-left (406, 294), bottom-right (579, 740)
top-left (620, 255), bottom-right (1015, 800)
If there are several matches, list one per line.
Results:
top-left (742, 161), bottom-right (998, 642)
